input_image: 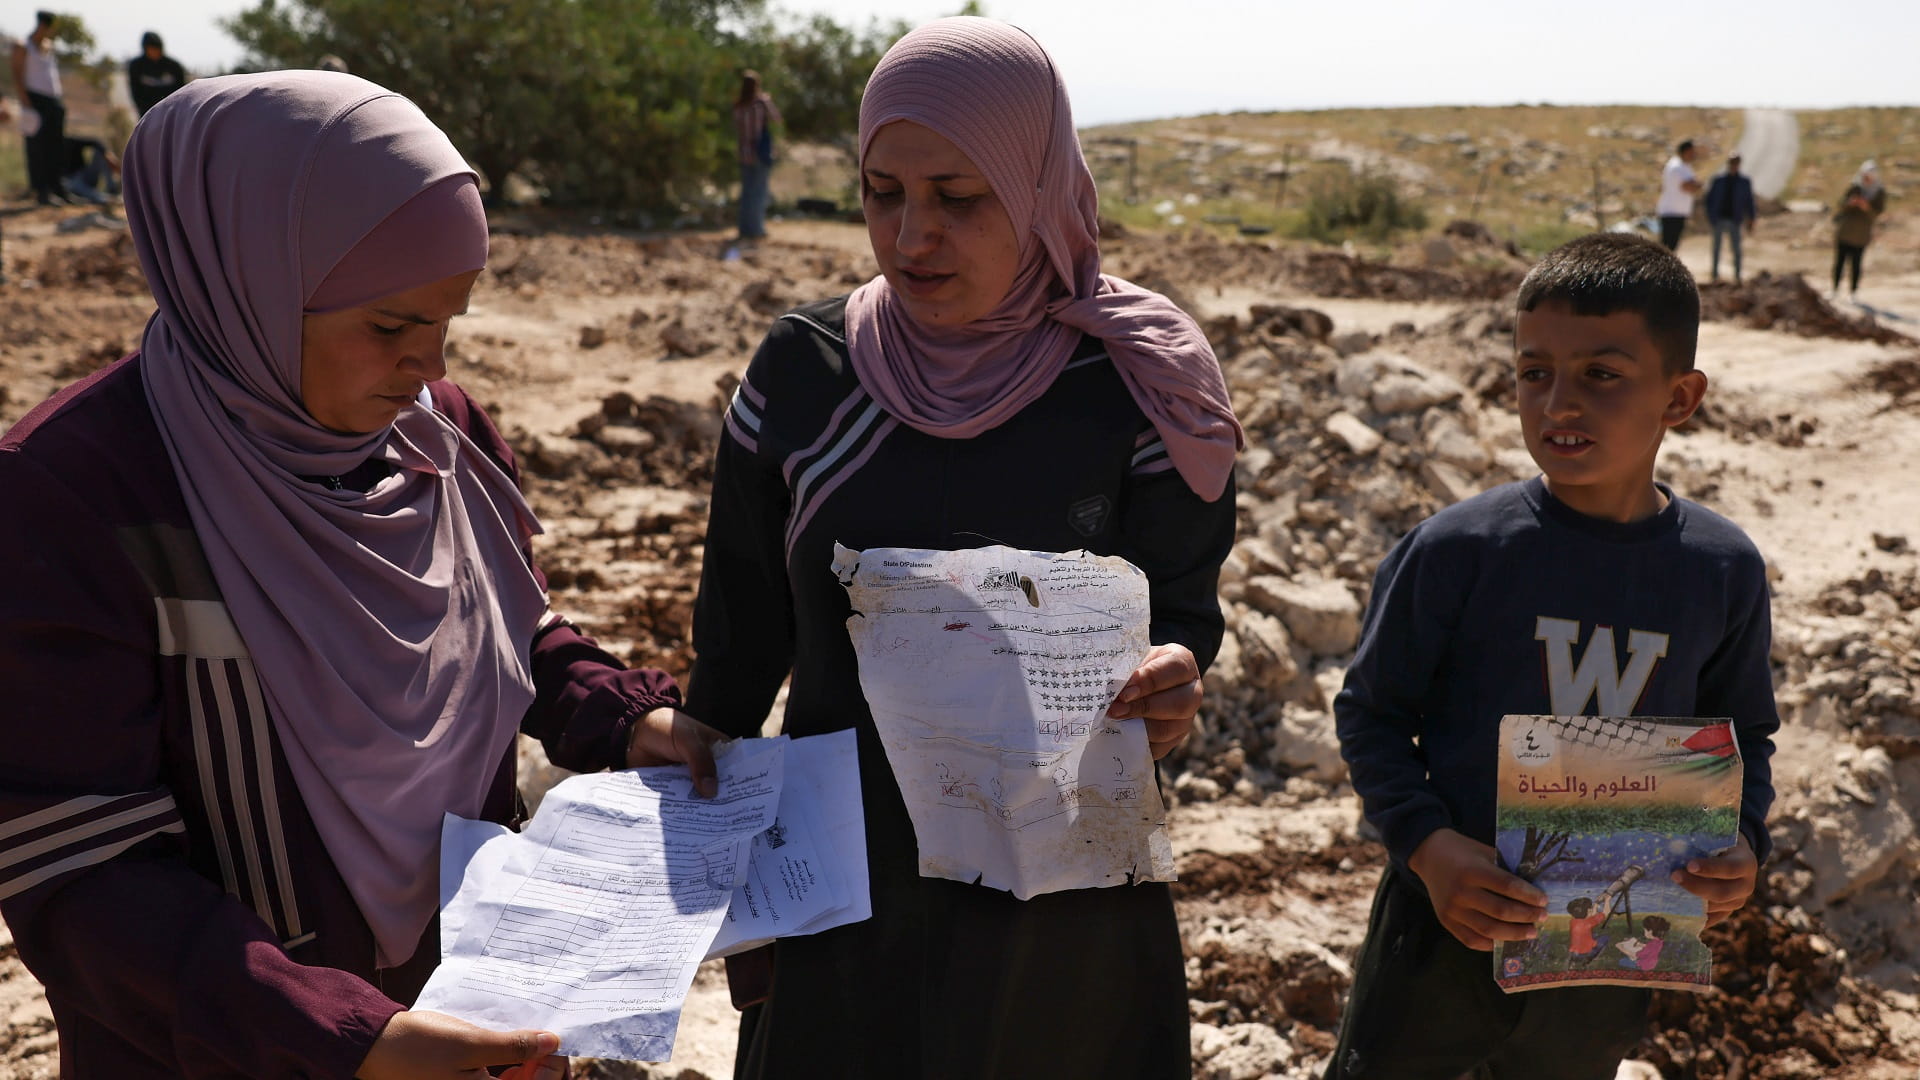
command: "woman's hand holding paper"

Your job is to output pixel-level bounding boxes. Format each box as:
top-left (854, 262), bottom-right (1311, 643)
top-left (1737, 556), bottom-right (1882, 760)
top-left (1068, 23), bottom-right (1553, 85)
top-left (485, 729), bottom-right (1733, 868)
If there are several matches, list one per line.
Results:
top-left (1106, 643), bottom-right (1203, 759)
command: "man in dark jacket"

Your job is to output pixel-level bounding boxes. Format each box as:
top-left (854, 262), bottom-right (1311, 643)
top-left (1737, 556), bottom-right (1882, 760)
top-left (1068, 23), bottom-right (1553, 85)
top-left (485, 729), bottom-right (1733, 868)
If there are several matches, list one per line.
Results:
top-left (1704, 153), bottom-right (1757, 283)
top-left (127, 31), bottom-right (186, 116)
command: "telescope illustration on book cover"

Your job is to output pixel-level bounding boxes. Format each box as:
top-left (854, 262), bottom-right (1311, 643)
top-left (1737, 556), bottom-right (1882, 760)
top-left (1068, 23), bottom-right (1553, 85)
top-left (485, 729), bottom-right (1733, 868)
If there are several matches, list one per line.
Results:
top-left (1493, 714), bottom-right (1743, 993)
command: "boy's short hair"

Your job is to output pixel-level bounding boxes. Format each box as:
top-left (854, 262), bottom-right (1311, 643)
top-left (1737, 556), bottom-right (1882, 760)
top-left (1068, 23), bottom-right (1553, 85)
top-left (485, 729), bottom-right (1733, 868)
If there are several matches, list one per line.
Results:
top-left (1676, 139), bottom-right (1694, 155)
top-left (1515, 232), bottom-right (1700, 375)
top-left (35, 10), bottom-right (55, 28)
top-left (1566, 897), bottom-right (1593, 917)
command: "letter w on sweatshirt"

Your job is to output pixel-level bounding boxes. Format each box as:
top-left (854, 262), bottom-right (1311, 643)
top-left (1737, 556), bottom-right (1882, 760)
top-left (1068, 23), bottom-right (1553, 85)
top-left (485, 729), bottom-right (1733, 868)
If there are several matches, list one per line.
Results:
top-left (1534, 617), bottom-right (1670, 715)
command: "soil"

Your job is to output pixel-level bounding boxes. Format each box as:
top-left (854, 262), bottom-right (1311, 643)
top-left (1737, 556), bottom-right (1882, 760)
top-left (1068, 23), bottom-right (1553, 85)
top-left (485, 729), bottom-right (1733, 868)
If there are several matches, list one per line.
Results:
top-left (2, 189), bottom-right (1917, 1080)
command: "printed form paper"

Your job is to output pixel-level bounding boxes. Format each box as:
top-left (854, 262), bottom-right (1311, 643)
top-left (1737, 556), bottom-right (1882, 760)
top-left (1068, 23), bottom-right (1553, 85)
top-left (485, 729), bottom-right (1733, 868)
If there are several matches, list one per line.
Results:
top-left (707, 728), bottom-right (871, 957)
top-left (834, 543), bottom-right (1175, 899)
top-left (417, 738), bottom-right (784, 1062)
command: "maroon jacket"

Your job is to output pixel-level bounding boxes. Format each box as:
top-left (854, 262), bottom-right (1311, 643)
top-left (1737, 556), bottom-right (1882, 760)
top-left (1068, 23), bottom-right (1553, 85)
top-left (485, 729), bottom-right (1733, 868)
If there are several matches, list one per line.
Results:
top-left (0, 356), bottom-right (681, 1078)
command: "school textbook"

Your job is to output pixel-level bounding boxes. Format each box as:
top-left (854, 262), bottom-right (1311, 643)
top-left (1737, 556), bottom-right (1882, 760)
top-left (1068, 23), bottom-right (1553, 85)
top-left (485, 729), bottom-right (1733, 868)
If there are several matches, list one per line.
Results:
top-left (1492, 714), bottom-right (1743, 993)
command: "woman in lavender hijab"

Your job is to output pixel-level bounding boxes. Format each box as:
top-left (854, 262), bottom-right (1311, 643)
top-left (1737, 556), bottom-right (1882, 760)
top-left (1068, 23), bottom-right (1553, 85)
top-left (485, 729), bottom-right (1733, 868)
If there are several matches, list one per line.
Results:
top-left (688, 18), bottom-right (1241, 1079)
top-left (0, 72), bottom-right (727, 1079)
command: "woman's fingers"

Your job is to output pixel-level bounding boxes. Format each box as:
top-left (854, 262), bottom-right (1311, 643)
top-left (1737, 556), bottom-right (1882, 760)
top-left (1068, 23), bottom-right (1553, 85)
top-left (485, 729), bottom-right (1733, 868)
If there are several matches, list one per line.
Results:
top-left (1108, 644), bottom-right (1200, 719)
top-left (1144, 716), bottom-right (1194, 759)
top-left (626, 708), bottom-right (725, 797)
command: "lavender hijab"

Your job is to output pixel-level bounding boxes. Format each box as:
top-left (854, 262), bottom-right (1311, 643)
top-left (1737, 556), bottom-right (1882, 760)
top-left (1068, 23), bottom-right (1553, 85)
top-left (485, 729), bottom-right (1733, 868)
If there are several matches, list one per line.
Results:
top-left (845, 17), bottom-right (1243, 500)
top-left (124, 72), bottom-right (547, 967)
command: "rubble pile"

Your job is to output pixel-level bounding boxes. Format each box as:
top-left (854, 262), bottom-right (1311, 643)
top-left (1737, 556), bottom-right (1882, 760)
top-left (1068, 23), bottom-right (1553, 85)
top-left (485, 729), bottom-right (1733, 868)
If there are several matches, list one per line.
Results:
top-left (1638, 894), bottom-right (1897, 1079)
top-left (1165, 301), bottom-right (1529, 801)
top-left (1699, 273), bottom-right (1916, 346)
top-left (1104, 230), bottom-right (1526, 303)
top-left (507, 387), bottom-right (727, 677)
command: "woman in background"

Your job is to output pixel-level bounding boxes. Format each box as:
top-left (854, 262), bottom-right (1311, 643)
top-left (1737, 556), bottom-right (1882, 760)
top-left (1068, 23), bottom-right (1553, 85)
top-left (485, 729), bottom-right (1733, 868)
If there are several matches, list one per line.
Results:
top-left (733, 70), bottom-right (781, 241)
top-left (1832, 160), bottom-right (1888, 301)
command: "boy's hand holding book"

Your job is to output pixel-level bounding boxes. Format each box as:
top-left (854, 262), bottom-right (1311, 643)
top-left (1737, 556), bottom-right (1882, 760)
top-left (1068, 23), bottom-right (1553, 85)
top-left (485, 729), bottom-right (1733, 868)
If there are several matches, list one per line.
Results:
top-left (1670, 833), bottom-right (1758, 926)
top-left (1408, 828), bottom-right (1548, 951)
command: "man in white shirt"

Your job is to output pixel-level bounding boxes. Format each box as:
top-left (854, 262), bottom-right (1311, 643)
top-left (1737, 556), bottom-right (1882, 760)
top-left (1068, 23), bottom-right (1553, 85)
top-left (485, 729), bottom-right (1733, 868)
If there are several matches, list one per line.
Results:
top-left (10, 10), bottom-right (65, 205)
top-left (1656, 139), bottom-right (1702, 252)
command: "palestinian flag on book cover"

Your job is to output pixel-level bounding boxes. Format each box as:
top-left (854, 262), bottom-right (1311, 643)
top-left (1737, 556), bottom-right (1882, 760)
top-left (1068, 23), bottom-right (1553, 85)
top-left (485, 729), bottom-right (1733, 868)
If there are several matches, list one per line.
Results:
top-left (1492, 715), bottom-right (1743, 994)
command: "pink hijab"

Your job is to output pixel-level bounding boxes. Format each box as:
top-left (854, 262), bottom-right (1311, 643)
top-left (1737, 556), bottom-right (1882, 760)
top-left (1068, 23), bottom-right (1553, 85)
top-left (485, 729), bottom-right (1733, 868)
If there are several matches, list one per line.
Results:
top-left (845, 17), bottom-right (1243, 501)
top-left (125, 72), bottom-right (547, 967)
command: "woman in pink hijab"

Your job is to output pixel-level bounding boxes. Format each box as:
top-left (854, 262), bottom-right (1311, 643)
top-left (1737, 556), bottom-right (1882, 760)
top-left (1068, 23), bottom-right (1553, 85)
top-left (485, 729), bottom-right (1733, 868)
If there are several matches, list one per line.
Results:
top-left (0, 71), bottom-right (725, 1079)
top-left (688, 17), bottom-right (1240, 1078)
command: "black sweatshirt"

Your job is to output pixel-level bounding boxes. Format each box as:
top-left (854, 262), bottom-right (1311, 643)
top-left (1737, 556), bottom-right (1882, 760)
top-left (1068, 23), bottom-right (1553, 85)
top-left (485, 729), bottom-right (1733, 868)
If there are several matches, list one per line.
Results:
top-left (1336, 476), bottom-right (1778, 872)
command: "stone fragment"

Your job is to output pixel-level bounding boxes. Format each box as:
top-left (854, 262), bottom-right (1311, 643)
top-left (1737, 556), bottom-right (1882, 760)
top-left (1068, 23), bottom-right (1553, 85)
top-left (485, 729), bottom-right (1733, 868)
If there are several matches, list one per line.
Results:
top-left (1336, 352), bottom-right (1465, 414)
top-left (522, 434), bottom-right (605, 478)
top-left (1798, 748), bottom-right (1919, 907)
top-left (1425, 416), bottom-right (1492, 474)
top-left (660, 320), bottom-right (708, 357)
top-left (1373, 372), bottom-right (1464, 414)
top-left (1192, 1021), bottom-right (1291, 1080)
top-left (578, 325), bottom-right (607, 349)
top-left (1233, 609), bottom-right (1300, 694)
top-left (594, 425), bottom-right (658, 457)
top-left (1325, 411), bottom-right (1383, 455)
top-left (1250, 303), bottom-right (1334, 341)
top-left (1265, 705), bottom-right (1346, 782)
top-left (1331, 330), bottom-right (1375, 357)
top-left (1235, 537), bottom-right (1291, 577)
top-left (1244, 576), bottom-right (1361, 655)
top-left (1420, 459), bottom-right (1477, 504)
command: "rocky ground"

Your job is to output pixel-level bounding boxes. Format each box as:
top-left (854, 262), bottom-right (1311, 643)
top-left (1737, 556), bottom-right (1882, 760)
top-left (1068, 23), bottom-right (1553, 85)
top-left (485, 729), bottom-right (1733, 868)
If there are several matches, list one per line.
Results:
top-left (2, 195), bottom-right (1917, 1080)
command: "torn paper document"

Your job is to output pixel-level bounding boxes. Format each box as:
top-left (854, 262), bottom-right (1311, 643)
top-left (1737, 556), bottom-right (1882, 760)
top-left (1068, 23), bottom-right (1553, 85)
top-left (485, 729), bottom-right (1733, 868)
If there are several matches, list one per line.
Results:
top-left (417, 737), bottom-right (784, 1062)
top-left (834, 543), bottom-right (1174, 899)
top-left (707, 728), bottom-right (871, 957)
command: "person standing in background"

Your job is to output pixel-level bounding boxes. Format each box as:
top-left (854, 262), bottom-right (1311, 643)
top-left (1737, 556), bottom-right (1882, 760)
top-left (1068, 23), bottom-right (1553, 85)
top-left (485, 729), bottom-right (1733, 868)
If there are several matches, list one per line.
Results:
top-left (127, 31), bottom-right (187, 117)
top-left (1832, 161), bottom-right (1888, 302)
top-left (11, 10), bottom-right (66, 206)
top-left (1703, 153), bottom-right (1756, 283)
top-left (1656, 139), bottom-right (1702, 252)
top-left (733, 70), bottom-right (781, 241)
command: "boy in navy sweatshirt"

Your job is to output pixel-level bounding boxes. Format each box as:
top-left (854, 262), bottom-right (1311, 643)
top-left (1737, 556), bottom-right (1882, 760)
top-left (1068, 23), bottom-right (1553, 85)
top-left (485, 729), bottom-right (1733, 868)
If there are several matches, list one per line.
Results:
top-left (1323, 233), bottom-right (1778, 1080)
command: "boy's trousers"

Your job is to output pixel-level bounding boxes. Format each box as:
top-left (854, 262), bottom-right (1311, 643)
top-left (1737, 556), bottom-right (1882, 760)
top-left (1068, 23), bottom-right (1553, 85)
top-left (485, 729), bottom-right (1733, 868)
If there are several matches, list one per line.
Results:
top-left (1324, 865), bottom-right (1651, 1080)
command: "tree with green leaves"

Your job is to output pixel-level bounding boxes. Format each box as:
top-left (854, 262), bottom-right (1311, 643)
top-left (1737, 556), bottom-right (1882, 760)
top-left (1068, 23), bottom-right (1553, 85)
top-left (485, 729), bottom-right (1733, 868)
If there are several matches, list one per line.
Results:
top-left (224, 0), bottom-right (758, 210)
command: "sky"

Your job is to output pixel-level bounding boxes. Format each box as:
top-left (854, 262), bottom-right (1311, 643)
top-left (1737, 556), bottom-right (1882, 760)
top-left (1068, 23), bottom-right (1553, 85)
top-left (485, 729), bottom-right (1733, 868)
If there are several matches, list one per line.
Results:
top-left (13, 0), bottom-right (1918, 128)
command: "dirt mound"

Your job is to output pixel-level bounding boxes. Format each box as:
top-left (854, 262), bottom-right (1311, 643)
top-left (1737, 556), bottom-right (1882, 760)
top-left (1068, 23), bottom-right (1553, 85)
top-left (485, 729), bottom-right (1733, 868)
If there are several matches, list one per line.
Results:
top-left (1641, 893), bottom-right (1890, 1079)
top-left (1700, 273), bottom-right (1914, 346)
top-left (1865, 354), bottom-right (1920, 406)
top-left (1104, 230), bottom-right (1525, 303)
top-left (1174, 838), bottom-right (1384, 904)
top-left (26, 233), bottom-right (146, 294)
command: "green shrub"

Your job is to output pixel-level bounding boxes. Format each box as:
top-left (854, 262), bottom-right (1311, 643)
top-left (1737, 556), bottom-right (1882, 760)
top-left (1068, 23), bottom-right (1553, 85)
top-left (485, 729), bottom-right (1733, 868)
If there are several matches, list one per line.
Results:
top-left (1515, 222), bottom-right (1593, 257)
top-left (1288, 169), bottom-right (1427, 244)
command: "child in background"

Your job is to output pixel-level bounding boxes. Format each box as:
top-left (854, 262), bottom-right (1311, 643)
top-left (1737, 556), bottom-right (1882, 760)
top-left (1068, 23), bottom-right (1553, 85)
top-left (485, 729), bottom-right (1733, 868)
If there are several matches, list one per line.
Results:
top-left (1324, 233), bottom-right (1779, 1080)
